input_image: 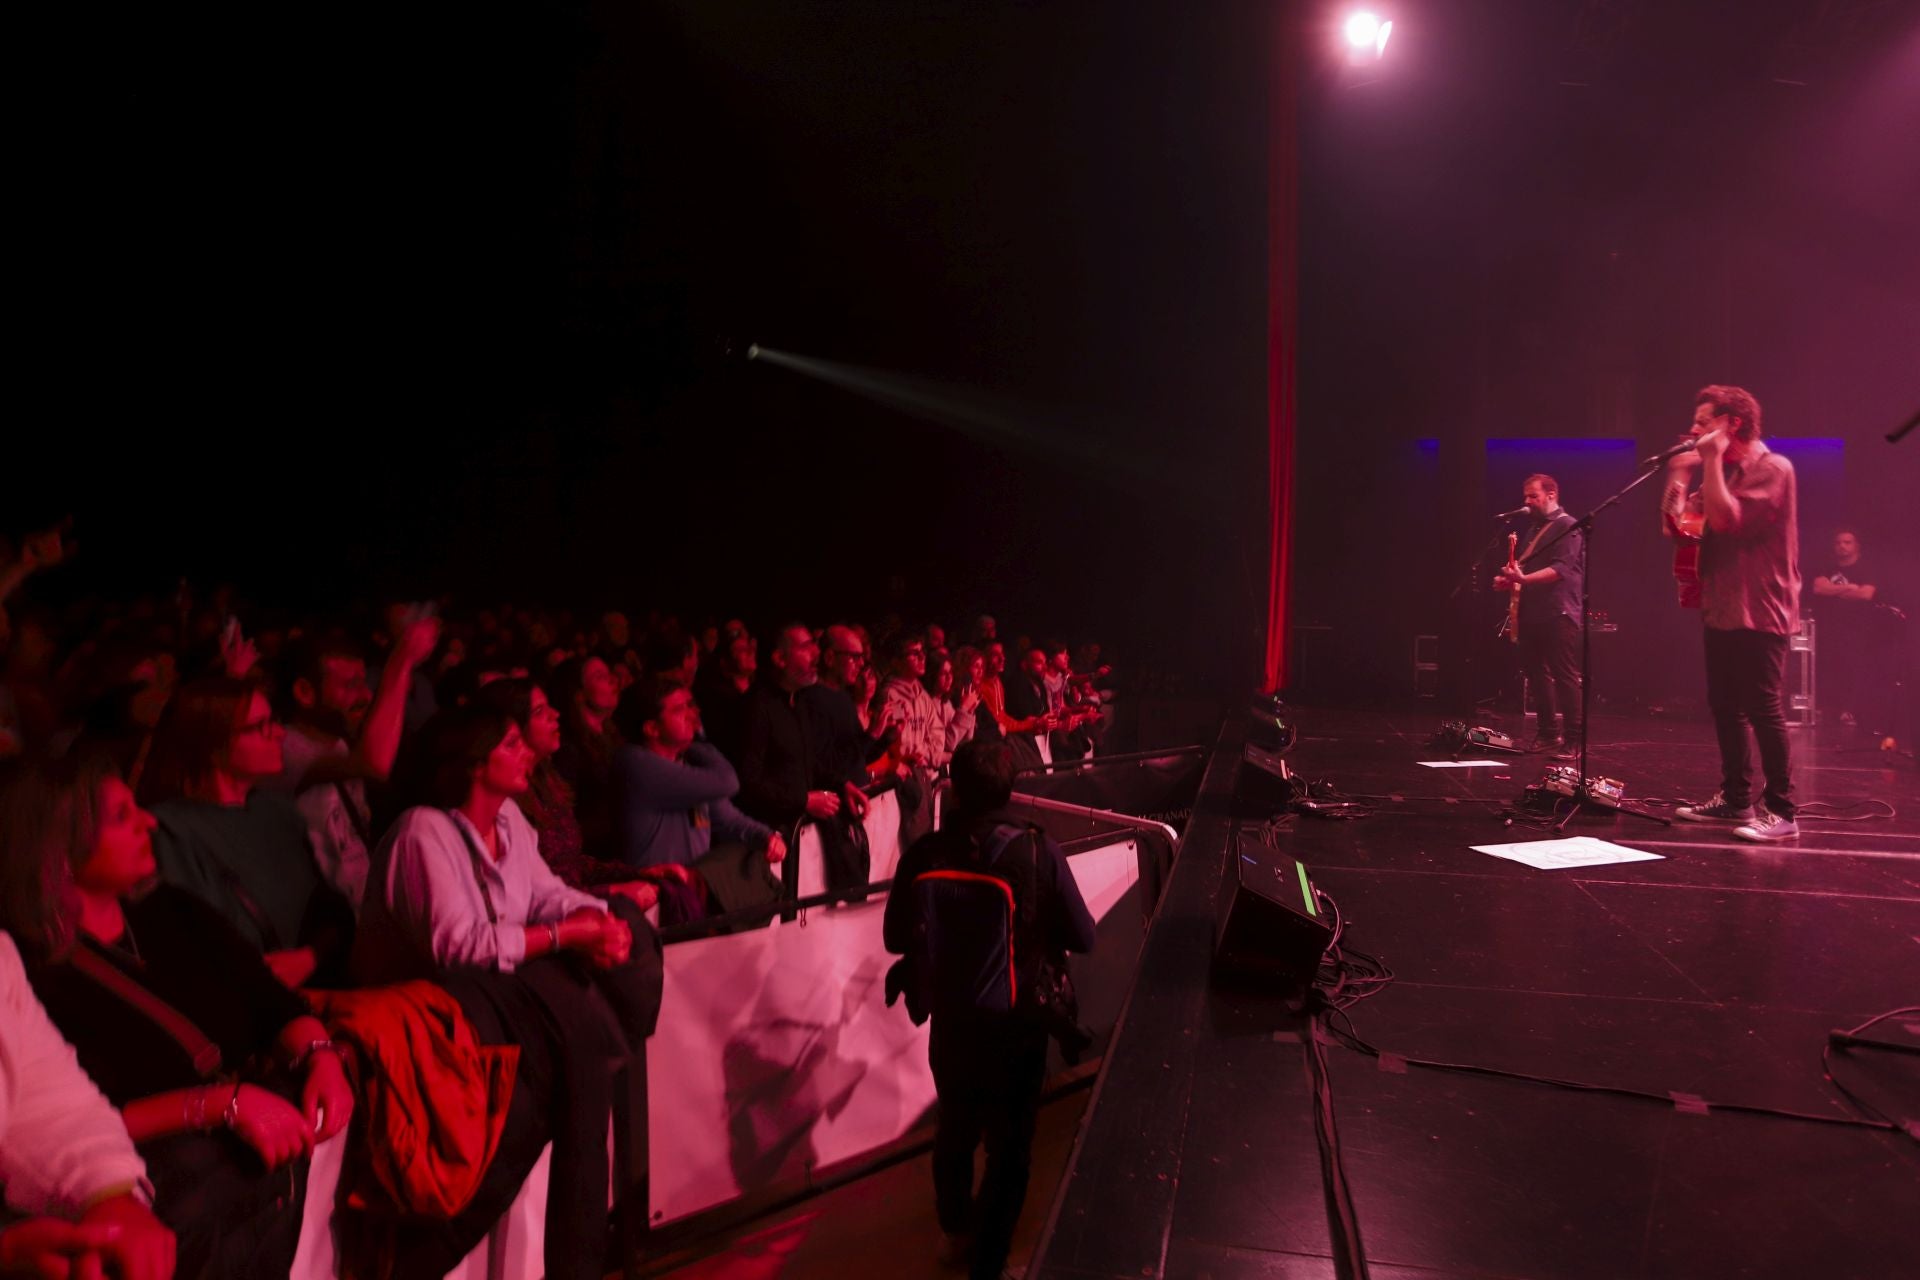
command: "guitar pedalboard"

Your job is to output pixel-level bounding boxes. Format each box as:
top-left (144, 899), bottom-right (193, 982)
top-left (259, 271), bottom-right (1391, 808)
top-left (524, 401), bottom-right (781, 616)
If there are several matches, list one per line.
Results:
top-left (1535, 764), bottom-right (1627, 807)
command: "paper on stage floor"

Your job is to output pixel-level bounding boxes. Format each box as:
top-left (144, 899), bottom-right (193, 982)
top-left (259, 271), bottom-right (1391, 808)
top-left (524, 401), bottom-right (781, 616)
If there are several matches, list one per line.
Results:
top-left (1470, 836), bottom-right (1665, 870)
top-left (1416, 759), bottom-right (1509, 768)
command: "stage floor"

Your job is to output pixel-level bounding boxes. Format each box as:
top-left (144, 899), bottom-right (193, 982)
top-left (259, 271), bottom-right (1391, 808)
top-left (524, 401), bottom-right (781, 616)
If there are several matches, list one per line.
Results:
top-left (1033, 709), bottom-right (1920, 1280)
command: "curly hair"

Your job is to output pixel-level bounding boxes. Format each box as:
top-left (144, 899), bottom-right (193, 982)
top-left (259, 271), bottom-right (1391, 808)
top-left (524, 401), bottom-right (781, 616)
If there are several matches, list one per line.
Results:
top-left (1695, 384), bottom-right (1763, 442)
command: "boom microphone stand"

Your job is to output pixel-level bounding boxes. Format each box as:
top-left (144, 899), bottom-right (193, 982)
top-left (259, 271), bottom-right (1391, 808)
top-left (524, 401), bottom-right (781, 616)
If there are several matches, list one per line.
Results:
top-left (1523, 463), bottom-right (1672, 831)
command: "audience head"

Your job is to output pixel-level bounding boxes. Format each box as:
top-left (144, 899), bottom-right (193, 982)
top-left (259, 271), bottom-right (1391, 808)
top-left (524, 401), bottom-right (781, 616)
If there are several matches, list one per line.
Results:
top-left (768, 623), bottom-right (820, 693)
top-left (952, 645), bottom-right (985, 692)
top-left (601, 611), bottom-right (632, 650)
top-left (281, 632), bottom-right (373, 739)
top-left (949, 739), bottom-right (1017, 815)
top-left (138, 677), bottom-right (283, 805)
top-left (984, 640), bottom-right (1007, 677)
top-left (0, 755), bottom-right (156, 961)
top-left (412, 706), bottom-right (532, 810)
top-left (551, 655), bottom-right (620, 731)
top-left (1047, 641), bottom-right (1071, 675)
top-left (722, 627), bottom-right (758, 680)
top-left (1833, 530), bottom-right (1861, 564)
top-left (471, 677), bottom-right (563, 761)
top-left (925, 623), bottom-right (947, 653)
top-left (1020, 647), bottom-right (1048, 681)
top-left (644, 632), bottom-right (699, 686)
top-left (972, 615), bottom-right (997, 644)
top-left (613, 674), bottom-right (701, 757)
top-left (925, 655), bottom-right (955, 700)
top-left (819, 625), bottom-right (866, 691)
top-left (888, 633), bottom-right (928, 682)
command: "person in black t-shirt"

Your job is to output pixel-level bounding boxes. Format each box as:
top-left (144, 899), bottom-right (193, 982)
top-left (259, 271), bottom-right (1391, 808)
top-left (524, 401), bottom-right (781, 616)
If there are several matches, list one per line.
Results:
top-left (1493, 473), bottom-right (1585, 756)
top-left (1811, 529), bottom-right (1883, 730)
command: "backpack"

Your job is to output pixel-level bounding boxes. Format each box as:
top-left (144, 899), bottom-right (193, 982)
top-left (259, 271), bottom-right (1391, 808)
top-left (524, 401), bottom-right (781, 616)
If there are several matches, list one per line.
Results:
top-left (903, 821), bottom-right (1042, 1020)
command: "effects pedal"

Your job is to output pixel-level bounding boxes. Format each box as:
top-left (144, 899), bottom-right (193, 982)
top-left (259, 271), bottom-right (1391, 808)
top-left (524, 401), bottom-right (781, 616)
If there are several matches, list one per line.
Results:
top-left (1538, 764), bottom-right (1627, 807)
top-left (1433, 721), bottom-right (1522, 755)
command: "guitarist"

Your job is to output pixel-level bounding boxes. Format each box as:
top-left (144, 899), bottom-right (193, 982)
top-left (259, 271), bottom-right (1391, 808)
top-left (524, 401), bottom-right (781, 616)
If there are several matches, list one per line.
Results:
top-left (1494, 474), bottom-right (1584, 757)
top-left (1660, 384), bottom-right (1801, 842)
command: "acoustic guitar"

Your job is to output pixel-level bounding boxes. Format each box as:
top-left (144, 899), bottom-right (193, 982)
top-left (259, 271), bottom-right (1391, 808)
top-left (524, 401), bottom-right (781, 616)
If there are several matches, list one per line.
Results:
top-left (1666, 508), bottom-right (1705, 608)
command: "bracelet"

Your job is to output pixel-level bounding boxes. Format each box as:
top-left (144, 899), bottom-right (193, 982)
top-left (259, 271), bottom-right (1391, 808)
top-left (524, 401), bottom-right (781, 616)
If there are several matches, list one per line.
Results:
top-left (222, 1084), bottom-right (243, 1130)
top-left (546, 922), bottom-right (561, 952)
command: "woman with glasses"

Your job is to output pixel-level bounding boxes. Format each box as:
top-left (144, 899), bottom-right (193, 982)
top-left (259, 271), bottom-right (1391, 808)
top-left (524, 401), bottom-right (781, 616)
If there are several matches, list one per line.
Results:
top-left (137, 678), bottom-right (356, 988)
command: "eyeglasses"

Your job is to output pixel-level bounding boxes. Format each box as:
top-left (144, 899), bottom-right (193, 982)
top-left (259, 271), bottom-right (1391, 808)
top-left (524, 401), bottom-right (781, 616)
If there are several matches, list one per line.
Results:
top-left (829, 648), bottom-right (868, 663)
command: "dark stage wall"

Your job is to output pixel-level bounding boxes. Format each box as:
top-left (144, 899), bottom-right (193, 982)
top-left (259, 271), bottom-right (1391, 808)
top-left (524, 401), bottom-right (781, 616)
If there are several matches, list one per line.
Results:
top-left (20, 1), bottom-right (1274, 685)
top-left (16, 2), bottom-right (1917, 701)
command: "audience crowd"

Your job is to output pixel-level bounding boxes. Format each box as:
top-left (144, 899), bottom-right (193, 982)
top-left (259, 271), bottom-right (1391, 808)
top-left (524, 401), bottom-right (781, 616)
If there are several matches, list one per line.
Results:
top-left (0, 524), bottom-right (1120, 1279)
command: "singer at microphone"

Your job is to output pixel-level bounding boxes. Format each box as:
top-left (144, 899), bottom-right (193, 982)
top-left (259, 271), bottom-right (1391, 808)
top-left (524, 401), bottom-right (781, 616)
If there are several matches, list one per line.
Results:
top-left (1644, 427), bottom-right (1724, 467)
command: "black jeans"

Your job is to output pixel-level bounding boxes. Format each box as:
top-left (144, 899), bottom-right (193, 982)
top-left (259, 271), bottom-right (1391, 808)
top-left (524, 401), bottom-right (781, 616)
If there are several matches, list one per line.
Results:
top-left (929, 1015), bottom-right (1049, 1280)
top-left (1519, 612), bottom-right (1582, 739)
top-left (1704, 627), bottom-right (1795, 819)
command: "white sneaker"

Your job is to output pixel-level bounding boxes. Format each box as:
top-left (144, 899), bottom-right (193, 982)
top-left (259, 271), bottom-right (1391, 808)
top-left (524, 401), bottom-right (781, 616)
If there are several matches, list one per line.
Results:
top-left (1733, 811), bottom-right (1798, 843)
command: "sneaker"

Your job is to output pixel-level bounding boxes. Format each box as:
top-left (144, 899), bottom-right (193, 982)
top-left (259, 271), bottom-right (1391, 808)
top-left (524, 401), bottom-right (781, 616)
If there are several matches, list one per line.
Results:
top-left (1549, 741), bottom-right (1580, 761)
top-left (1674, 792), bottom-right (1754, 823)
top-left (1733, 811), bottom-right (1798, 843)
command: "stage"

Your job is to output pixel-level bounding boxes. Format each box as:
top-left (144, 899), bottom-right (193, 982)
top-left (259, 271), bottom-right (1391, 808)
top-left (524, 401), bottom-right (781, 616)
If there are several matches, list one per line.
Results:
top-left (1031, 708), bottom-right (1920, 1279)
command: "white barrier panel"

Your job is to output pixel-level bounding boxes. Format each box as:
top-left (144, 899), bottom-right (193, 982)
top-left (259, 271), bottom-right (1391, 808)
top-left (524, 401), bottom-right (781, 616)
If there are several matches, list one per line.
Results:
top-left (648, 838), bottom-right (1140, 1226)
top-left (793, 788), bottom-right (905, 898)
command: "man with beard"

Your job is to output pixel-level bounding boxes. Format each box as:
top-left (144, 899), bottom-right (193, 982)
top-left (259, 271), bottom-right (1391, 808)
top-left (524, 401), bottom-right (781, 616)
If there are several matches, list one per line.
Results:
top-left (270, 615), bottom-right (439, 908)
top-left (737, 624), bottom-right (870, 859)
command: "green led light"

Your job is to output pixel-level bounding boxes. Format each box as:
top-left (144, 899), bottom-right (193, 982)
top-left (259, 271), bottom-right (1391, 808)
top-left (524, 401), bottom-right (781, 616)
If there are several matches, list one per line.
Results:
top-left (1296, 862), bottom-right (1316, 915)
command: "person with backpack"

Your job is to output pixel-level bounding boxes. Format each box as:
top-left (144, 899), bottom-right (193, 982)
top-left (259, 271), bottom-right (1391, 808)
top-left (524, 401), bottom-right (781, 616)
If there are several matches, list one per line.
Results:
top-left (883, 738), bottom-right (1096, 1280)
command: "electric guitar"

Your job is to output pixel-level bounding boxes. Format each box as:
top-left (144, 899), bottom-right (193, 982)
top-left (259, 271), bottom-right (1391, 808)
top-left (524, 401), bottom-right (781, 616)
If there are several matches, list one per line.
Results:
top-left (1666, 508), bottom-right (1706, 608)
top-left (1501, 532), bottom-right (1521, 643)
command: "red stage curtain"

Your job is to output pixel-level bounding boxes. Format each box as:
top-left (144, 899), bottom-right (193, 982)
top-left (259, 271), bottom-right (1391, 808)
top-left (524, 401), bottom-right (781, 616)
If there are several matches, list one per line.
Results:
top-left (1263, 11), bottom-right (1300, 694)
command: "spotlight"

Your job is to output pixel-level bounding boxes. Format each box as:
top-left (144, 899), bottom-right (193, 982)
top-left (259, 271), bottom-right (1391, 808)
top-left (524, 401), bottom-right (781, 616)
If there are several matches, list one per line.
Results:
top-left (1341, 10), bottom-right (1393, 60)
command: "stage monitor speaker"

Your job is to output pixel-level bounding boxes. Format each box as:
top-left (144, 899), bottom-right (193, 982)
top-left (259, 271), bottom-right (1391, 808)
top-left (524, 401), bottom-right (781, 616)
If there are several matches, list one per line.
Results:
top-left (1214, 840), bottom-right (1333, 995)
top-left (1238, 742), bottom-right (1298, 809)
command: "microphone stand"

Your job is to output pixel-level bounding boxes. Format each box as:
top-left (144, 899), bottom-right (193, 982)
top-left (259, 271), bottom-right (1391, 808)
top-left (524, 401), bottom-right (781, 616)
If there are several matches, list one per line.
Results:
top-left (1521, 461), bottom-right (1673, 831)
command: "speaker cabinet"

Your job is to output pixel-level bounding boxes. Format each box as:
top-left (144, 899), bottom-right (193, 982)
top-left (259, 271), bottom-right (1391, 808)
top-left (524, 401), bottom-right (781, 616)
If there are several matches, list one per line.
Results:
top-left (1214, 838), bottom-right (1333, 994)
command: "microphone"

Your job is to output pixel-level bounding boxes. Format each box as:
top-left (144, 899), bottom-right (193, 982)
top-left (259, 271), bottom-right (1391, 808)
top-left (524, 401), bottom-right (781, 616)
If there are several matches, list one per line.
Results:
top-left (1643, 429), bottom-right (1723, 467)
top-left (1493, 506), bottom-right (1530, 520)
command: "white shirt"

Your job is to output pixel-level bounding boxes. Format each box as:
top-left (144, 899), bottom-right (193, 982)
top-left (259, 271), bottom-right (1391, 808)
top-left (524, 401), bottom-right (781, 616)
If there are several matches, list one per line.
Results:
top-left (353, 801), bottom-right (605, 983)
top-left (0, 933), bottom-right (151, 1217)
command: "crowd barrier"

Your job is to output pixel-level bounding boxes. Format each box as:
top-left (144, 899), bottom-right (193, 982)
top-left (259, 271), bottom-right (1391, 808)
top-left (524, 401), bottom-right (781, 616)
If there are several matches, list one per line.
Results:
top-left (291, 774), bottom-right (1186, 1275)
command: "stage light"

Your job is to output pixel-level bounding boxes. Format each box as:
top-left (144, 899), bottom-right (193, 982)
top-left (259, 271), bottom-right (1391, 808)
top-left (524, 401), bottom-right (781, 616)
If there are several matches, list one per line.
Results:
top-left (1341, 10), bottom-right (1394, 61)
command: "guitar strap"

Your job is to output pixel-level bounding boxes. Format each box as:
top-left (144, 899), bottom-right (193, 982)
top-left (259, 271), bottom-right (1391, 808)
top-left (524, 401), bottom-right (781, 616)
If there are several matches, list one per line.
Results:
top-left (1517, 516), bottom-right (1558, 565)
